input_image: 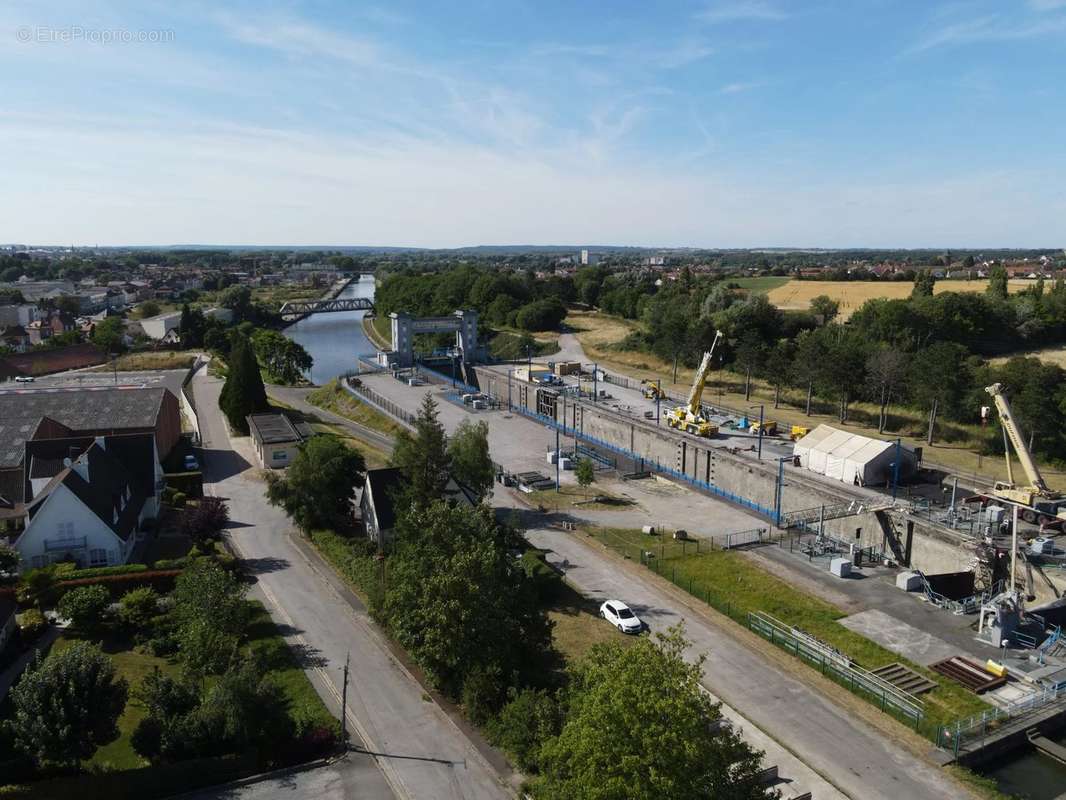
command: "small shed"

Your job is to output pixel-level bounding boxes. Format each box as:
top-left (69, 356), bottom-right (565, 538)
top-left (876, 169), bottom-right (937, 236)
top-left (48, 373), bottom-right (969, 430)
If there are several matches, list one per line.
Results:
top-left (793, 424), bottom-right (914, 486)
top-left (247, 413), bottom-right (307, 469)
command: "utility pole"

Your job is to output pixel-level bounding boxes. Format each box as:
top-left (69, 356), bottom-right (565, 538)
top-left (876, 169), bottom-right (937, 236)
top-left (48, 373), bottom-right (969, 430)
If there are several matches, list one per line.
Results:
top-left (340, 651), bottom-right (350, 752)
top-left (556, 423), bottom-right (561, 491)
top-left (593, 362), bottom-right (598, 403)
top-left (655, 379), bottom-right (661, 425)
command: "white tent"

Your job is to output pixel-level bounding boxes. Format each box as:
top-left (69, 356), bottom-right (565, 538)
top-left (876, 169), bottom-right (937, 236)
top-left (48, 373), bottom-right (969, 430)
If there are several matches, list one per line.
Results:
top-left (793, 424), bottom-right (913, 486)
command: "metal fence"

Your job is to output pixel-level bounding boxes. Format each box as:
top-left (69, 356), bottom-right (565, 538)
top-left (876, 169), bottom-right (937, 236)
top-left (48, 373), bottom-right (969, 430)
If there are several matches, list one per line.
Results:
top-left (505, 402), bottom-right (777, 520)
top-left (343, 378), bottom-right (416, 426)
top-left (936, 682), bottom-right (1066, 758)
top-left (748, 612), bottom-right (925, 727)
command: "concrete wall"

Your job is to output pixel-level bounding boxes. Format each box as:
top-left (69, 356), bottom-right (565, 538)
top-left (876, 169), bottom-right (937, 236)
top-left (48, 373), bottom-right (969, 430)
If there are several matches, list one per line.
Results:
top-left (476, 365), bottom-right (974, 575)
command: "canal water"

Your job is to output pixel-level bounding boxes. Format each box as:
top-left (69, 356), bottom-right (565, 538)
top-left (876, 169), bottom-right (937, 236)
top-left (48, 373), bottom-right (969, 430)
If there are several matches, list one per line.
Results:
top-left (282, 274), bottom-right (376, 384)
top-left (981, 729), bottom-right (1066, 800)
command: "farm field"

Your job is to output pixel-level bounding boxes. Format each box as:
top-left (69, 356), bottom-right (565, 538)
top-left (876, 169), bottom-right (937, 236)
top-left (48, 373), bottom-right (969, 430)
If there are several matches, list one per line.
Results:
top-left (727, 276), bottom-right (790, 295)
top-left (989, 345), bottom-right (1066, 368)
top-left (767, 279), bottom-right (1031, 319)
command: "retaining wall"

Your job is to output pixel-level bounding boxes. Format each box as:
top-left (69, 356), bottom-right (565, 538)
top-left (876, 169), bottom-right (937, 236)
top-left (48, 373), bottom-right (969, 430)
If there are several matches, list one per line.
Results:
top-left (476, 366), bottom-right (974, 575)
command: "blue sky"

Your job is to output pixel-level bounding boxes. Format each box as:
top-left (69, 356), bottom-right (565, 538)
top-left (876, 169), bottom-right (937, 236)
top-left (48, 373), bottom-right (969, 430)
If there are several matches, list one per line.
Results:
top-left (1, 1), bottom-right (1064, 247)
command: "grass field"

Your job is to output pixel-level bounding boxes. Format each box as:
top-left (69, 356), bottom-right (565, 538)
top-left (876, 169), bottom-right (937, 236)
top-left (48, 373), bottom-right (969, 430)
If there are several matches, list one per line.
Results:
top-left (583, 526), bottom-right (989, 729)
top-left (89, 351), bottom-right (196, 372)
top-left (306, 379), bottom-right (407, 438)
top-left (767, 278), bottom-right (1031, 320)
top-left (547, 580), bottom-right (635, 663)
top-left (526, 484), bottom-right (634, 513)
top-left (989, 344), bottom-right (1066, 368)
top-left (727, 276), bottom-right (791, 295)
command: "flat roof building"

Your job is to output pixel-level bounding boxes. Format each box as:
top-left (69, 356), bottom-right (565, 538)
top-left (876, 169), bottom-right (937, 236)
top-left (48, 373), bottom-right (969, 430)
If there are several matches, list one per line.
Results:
top-left (247, 412), bottom-right (308, 469)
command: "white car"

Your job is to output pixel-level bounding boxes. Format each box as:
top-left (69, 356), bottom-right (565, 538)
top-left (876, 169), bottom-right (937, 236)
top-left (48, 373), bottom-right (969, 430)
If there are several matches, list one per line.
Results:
top-left (600, 600), bottom-right (643, 634)
top-left (14, 375), bottom-right (34, 383)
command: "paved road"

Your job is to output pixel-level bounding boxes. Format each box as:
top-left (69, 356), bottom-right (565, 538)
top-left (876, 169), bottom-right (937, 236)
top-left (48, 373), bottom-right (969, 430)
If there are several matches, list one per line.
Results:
top-left (524, 525), bottom-right (966, 800)
top-left (188, 760), bottom-right (384, 800)
top-left (190, 366), bottom-right (514, 800)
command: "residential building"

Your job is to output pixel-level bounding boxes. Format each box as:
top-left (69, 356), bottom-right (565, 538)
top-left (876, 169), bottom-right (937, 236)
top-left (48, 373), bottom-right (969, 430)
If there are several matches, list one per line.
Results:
top-left (0, 304), bottom-right (40, 328)
top-left (139, 311), bottom-right (182, 341)
top-left (0, 325), bottom-right (29, 353)
top-left (10, 434), bottom-right (160, 569)
top-left (247, 413), bottom-right (309, 469)
top-left (359, 467), bottom-right (477, 546)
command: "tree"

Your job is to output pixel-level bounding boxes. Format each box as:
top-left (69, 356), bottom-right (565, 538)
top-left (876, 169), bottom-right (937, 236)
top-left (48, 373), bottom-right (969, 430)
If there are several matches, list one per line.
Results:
top-left (219, 285), bottom-right (253, 321)
top-left (57, 584), bottom-right (111, 631)
top-left (764, 339), bottom-right (795, 409)
top-left (91, 316), bottom-right (126, 354)
top-left (865, 347), bottom-right (908, 434)
top-left (487, 688), bottom-right (560, 772)
top-left (384, 502), bottom-right (552, 702)
top-left (575, 458), bottom-right (595, 499)
top-left (0, 542), bottom-right (19, 574)
top-left (219, 334), bottom-right (268, 434)
top-left (179, 304), bottom-right (207, 349)
top-left (987, 265), bottom-right (1009, 300)
top-left (732, 333), bottom-right (765, 401)
top-left (118, 587), bottom-right (159, 630)
top-left (911, 270), bottom-right (936, 298)
top-left (537, 626), bottom-right (770, 800)
top-left (10, 641), bottom-right (128, 769)
top-left (391, 393), bottom-right (451, 507)
top-left (515, 298), bottom-right (567, 332)
top-left (251, 329), bottom-right (313, 384)
top-left (180, 496), bottom-right (230, 544)
top-left (809, 294), bottom-right (840, 323)
top-left (56, 295), bottom-right (81, 316)
top-left (172, 561), bottom-right (248, 639)
top-left (138, 300), bottom-right (161, 318)
top-left (266, 435), bottom-right (365, 531)
top-left (447, 420), bottom-right (493, 501)
top-left (907, 342), bottom-right (971, 444)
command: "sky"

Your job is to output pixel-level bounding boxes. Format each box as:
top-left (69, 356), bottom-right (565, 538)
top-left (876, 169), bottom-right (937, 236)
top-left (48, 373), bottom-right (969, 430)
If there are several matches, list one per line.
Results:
top-left (1, 0), bottom-right (1064, 248)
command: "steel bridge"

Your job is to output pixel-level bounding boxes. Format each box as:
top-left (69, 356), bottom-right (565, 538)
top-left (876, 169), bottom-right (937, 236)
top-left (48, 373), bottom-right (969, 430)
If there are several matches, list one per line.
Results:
top-left (278, 297), bottom-right (374, 318)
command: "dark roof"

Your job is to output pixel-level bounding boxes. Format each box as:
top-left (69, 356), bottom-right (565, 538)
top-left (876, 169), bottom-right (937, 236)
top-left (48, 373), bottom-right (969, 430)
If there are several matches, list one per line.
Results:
top-left (26, 442), bottom-right (145, 541)
top-left (0, 386), bottom-right (169, 468)
top-left (363, 467), bottom-right (404, 532)
top-left (247, 413), bottom-right (303, 445)
top-left (0, 342), bottom-right (106, 377)
top-left (21, 433), bottom-right (156, 507)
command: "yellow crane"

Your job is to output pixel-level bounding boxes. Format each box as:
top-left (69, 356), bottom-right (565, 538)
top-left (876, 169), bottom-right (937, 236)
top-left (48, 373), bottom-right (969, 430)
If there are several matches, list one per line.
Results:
top-left (985, 382), bottom-right (1066, 523)
top-left (666, 330), bottom-right (722, 436)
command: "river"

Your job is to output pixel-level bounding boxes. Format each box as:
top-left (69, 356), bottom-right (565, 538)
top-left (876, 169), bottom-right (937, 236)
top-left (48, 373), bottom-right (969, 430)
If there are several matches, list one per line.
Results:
top-left (282, 274), bottom-right (377, 384)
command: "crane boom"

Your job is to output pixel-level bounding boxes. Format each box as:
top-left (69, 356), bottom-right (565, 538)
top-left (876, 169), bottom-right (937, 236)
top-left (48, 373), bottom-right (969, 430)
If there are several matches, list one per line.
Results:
top-left (985, 382), bottom-right (1049, 494)
top-left (686, 330), bottom-right (723, 415)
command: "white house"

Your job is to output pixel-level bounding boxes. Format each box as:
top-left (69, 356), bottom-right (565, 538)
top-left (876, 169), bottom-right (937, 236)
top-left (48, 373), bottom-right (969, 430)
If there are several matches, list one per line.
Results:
top-left (139, 311), bottom-right (182, 341)
top-left (12, 434), bottom-right (162, 570)
top-left (359, 467), bottom-right (477, 546)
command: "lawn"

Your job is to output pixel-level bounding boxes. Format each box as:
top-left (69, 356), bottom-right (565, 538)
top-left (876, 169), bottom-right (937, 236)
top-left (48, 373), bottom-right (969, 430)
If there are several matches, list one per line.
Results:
top-left (726, 276), bottom-right (790, 295)
top-left (0, 600), bottom-right (335, 798)
top-left (306, 379), bottom-right (406, 438)
top-left (581, 525), bottom-right (989, 730)
top-left (547, 580), bottom-right (636, 664)
top-left (526, 484), bottom-right (635, 513)
top-left (88, 351), bottom-right (196, 372)
top-left (766, 278), bottom-right (1030, 320)
top-left (364, 315), bottom-right (392, 349)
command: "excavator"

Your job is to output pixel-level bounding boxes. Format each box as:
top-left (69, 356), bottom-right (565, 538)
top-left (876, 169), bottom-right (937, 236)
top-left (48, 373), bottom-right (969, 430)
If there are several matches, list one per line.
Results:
top-left (640, 380), bottom-right (667, 401)
top-left (665, 330), bottom-right (722, 437)
top-left (983, 382), bottom-right (1066, 525)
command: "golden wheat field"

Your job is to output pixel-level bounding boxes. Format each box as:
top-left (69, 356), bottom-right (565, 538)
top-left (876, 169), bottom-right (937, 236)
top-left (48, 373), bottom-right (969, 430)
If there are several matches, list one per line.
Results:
top-left (766, 279), bottom-right (1030, 319)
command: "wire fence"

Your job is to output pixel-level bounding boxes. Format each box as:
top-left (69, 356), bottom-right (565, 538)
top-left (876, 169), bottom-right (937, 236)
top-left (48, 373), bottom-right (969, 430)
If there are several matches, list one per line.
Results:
top-left (936, 682), bottom-right (1066, 758)
top-left (343, 378), bottom-right (416, 425)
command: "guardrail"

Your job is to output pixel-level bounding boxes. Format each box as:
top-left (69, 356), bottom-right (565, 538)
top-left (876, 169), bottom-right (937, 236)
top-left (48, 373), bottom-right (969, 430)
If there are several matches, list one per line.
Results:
top-left (749, 611), bottom-right (925, 726)
top-left (343, 378), bottom-right (416, 426)
top-left (937, 682), bottom-right (1066, 758)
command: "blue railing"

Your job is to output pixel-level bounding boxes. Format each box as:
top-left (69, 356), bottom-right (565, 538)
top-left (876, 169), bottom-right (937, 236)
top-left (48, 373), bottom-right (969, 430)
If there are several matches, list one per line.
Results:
top-left (507, 403), bottom-right (776, 519)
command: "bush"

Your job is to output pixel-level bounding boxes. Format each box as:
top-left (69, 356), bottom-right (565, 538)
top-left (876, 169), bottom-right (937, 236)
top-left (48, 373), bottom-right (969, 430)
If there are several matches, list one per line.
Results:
top-left (57, 569), bottom-right (182, 599)
top-left (119, 587), bottom-right (159, 630)
top-left (172, 492), bottom-right (187, 509)
top-left (165, 471), bottom-right (204, 499)
top-left (487, 688), bottom-right (559, 772)
top-left (144, 633), bottom-right (179, 657)
top-left (17, 608), bottom-right (48, 640)
top-left (181, 497), bottom-right (230, 544)
top-left (520, 550), bottom-right (563, 604)
top-left (69, 563), bottom-right (149, 580)
top-left (57, 584), bottom-right (111, 629)
top-left (460, 663), bottom-right (506, 725)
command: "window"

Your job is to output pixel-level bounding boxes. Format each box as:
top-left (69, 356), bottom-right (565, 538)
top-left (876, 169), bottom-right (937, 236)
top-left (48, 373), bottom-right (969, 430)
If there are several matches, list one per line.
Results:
top-left (89, 548), bottom-right (108, 567)
top-left (272, 450), bottom-right (287, 461)
top-left (56, 521), bottom-right (74, 538)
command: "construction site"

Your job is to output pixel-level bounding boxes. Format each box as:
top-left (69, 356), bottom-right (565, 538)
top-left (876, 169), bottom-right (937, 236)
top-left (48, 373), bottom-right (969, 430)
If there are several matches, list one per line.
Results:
top-left (357, 322), bottom-right (1066, 798)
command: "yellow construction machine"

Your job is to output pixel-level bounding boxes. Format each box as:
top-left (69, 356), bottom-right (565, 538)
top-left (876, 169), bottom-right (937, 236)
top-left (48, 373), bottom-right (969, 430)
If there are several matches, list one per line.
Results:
top-left (984, 382), bottom-right (1066, 524)
top-left (751, 420), bottom-right (778, 436)
top-left (641, 380), bottom-right (667, 400)
top-left (789, 425), bottom-right (810, 441)
top-left (666, 330), bottom-right (722, 437)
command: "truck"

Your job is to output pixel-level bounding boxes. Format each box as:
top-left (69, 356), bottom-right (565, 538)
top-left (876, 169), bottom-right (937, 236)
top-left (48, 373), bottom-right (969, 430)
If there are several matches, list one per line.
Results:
top-left (963, 383), bottom-right (1066, 527)
top-left (665, 330), bottom-right (722, 437)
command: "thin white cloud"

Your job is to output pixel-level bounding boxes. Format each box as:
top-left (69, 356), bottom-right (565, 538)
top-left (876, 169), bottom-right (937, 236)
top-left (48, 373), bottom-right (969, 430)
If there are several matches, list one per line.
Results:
top-left (698, 1), bottom-right (787, 24)
top-left (1030, 0), bottom-right (1066, 10)
top-left (217, 14), bottom-right (384, 68)
top-left (909, 12), bottom-right (1066, 52)
top-left (720, 80), bottom-right (763, 94)
top-left (653, 39), bottom-right (716, 68)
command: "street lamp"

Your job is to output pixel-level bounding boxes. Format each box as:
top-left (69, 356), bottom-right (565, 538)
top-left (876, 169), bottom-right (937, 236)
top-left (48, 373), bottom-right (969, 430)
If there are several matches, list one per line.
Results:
top-left (655, 379), bottom-right (662, 425)
top-left (748, 403), bottom-right (764, 460)
top-left (773, 455), bottom-right (791, 528)
top-left (891, 438), bottom-right (902, 501)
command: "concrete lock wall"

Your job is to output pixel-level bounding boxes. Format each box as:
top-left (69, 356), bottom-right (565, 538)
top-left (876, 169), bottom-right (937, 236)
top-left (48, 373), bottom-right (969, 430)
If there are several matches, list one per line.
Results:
top-left (476, 367), bottom-right (973, 575)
